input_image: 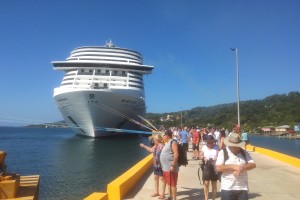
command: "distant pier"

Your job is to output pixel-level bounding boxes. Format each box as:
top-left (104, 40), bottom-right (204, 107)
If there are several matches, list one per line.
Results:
top-left (278, 134), bottom-right (300, 140)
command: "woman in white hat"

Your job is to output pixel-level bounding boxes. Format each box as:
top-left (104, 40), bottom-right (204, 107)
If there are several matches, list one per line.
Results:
top-left (215, 133), bottom-right (256, 200)
top-left (200, 135), bottom-right (219, 200)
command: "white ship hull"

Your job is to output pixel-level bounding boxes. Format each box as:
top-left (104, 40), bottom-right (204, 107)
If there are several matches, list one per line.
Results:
top-left (52, 41), bottom-right (153, 137)
top-left (54, 88), bottom-right (146, 137)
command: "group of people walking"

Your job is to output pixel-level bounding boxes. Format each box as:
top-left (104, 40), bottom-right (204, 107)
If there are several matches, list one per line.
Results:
top-left (140, 126), bottom-right (256, 200)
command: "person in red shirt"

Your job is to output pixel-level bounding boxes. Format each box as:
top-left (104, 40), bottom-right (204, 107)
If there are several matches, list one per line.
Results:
top-left (192, 128), bottom-right (201, 159)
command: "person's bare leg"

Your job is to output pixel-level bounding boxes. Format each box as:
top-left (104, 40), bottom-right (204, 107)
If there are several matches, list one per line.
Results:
top-left (159, 176), bottom-right (165, 197)
top-left (154, 175), bottom-right (159, 194)
top-left (211, 180), bottom-right (217, 200)
top-left (204, 180), bottom-right (209, 200)
top-left (171, 186), bottom-right (177, 200)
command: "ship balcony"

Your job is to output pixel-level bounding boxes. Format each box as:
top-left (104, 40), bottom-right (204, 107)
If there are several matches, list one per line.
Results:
top-left (92, 85), bottom-right (109, 89)
top-left (94, 72), bottom-right (110, 76)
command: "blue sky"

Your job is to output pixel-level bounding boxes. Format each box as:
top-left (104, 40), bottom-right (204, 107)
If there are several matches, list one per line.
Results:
top-left (0, 0), bottom-right (299, 126)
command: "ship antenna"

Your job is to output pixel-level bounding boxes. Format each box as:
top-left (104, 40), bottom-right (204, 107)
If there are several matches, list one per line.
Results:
top-left (105, 39), bottom-right (115, 47)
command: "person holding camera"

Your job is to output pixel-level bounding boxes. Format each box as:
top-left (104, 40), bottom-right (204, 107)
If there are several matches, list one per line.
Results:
top-left (140, 134), bottom-right (165, 198)
top-left (216, 132), bottom-right (256, 200)
top-left (200, 135), bottom-right (219, 200)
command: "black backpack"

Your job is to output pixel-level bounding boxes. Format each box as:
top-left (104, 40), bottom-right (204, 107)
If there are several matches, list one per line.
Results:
top-left (170, 139), bottom-right (188, 167)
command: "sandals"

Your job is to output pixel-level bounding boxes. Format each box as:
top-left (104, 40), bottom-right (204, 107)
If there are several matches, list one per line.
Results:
top-left (158, 196), bottom-right (165, 199)
top-left (151, 193), bottom-right (160, 197)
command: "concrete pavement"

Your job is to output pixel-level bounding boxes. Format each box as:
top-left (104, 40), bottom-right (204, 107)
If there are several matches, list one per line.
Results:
top-left (124, 145), bottom-right (300, 200)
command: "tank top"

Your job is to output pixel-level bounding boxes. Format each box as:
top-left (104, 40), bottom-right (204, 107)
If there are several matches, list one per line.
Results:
top-left (160, 140), bottom-right (179, 172)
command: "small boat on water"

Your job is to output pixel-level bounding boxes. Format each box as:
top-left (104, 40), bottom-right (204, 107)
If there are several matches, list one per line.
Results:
top-left (52, 41), bottom-right (154, 137)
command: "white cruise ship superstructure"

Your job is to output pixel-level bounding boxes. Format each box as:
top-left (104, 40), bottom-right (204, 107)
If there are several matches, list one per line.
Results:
top-left (52, 41), bottom-right (153, 137)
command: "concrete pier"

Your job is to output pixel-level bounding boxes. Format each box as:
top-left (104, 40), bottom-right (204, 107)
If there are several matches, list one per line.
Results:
top-left (124, 146), bottom-right (300, 200)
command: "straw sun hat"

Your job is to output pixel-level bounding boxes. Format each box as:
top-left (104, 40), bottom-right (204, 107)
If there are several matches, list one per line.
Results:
top-left (224, 132), bottom-right (245, 148)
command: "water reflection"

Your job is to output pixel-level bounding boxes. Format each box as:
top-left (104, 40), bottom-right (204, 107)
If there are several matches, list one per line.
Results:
top-left (46, 134), bottom-right (149, 200)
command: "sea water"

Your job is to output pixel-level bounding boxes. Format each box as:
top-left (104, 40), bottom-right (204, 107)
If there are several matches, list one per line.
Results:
top-left (249, 134), bottom-right (300, 158)
top-left (0, 127), bottom-right (149, 200)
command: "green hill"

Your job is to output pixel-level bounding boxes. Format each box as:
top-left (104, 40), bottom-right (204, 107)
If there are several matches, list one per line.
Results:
top-left (145, 91), bottom-right (300, 132)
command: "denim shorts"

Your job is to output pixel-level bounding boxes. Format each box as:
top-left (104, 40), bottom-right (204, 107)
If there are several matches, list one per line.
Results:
top-left (221, 190), bottom-right (248, 200)
top-left (153, 166), bottom-right (163, 176)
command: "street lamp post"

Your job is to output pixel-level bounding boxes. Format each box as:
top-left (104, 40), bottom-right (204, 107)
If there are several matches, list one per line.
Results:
top-left (231, 48), bottom-right (241, 129)
top-left (181, 110), bottom-right (182, 127)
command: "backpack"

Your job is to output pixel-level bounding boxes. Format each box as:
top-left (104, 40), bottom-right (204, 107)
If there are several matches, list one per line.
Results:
top-left (223, 147), bottom-right (248, 164)
top-left (170, 139), bottom-right (188, 167)
top-left (201, 158), bottom-right (218, 180)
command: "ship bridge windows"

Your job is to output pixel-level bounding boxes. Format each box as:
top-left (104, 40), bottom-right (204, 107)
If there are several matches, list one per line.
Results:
top-left (95, 69), bottom-right (110, 76)
top-left (110, 70), bottom-right (127, 77)
top-left (78, 69), bottom-right (93, 75)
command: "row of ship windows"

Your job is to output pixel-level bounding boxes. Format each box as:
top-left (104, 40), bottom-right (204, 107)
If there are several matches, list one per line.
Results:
top-left (61, 82), bottom-right (144, 89)
top-left (63, 77), bottom-right (143, 84)
top-left (67, 58), bottom-right (141, 65)
top-left (62, 80), bottom-right (143, 86)
top-left (65, 69), bottom-right (142, 78)
top-left (69, 54), bottom-right (142, 62)
top-left (72, 49), bottom-right (142, 59)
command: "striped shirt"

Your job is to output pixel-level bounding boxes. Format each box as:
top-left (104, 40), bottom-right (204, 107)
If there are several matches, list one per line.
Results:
top-left (215, 147), bottom-right (255, 190)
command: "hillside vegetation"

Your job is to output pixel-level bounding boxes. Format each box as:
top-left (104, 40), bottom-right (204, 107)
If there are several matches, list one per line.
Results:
top-left (145, 91), bottom-right (300, 132)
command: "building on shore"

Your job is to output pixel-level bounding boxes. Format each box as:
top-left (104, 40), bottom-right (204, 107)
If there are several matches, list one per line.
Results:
top-left (262, 125), bottom-right (294, 135)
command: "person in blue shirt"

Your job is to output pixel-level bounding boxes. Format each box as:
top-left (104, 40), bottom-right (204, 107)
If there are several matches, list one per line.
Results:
top-left (241, 131), bottom-right (249, 150)
top-left (179, 127), bottom-right (190, 154)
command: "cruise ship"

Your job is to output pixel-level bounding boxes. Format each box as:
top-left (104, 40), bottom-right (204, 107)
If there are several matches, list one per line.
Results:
top-left (52, 41), bottom-right (154, 137)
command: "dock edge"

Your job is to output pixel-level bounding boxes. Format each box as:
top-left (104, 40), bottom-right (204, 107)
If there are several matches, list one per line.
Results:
top-left (84, 154), bottom-right (153, 200)
top-left (247, 144), bottom-right (300, 168)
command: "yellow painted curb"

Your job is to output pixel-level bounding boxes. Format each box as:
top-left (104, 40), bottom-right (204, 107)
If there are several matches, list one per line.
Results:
top-left (247, 144), bottom-right (300, 168)
top-left (107, 154), bottom-right (153, 200)
top-left (84, 153), bottom-right (153, 200)
top-left (84, 192), bottom-right (108, 200)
